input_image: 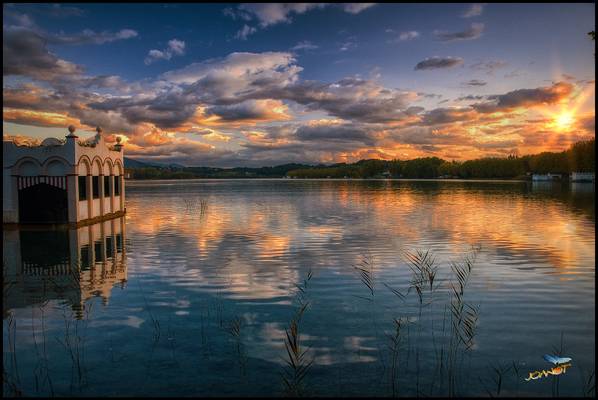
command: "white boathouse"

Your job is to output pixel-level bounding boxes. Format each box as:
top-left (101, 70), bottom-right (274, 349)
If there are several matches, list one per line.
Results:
top-left (3, 126), bottom-right (125, 225)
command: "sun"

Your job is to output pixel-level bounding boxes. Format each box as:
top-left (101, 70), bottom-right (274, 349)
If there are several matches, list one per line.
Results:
top-left (554, 112), bottom-right (575, 130)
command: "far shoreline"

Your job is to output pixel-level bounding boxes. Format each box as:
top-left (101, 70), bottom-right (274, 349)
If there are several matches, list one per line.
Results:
top-left (126, 177), bottom-right (535, 183)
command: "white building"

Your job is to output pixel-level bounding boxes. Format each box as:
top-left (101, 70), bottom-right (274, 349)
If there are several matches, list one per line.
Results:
top-left (531, 173), bottom-right (562, 181)
top-left (571, 172), bottom-right (595, 182)
top-left (3, 126), bottom-right (125, 225)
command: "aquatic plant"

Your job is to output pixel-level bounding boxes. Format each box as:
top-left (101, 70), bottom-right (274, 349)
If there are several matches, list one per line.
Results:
top-left (353, 253), bottom-right (375, 301)
top-left (404, 249), bottom-right (440, 294)
top-left (31, 301), bottom-right (55, 396)
top-left (446, 246), bottom-right (480, 396)
top-left (281, 303), bottom-right (313, 397)
top-left (55, 300), bottom-right (94, 393)
top-left (4, 312), bottom-right (23, 396)
top-left (281, 269), bottom-right (314, 397)
top-left (478, 361), bottom-right (512, 397)
top-left (183, 198), bottom-right (209, 218)
top-left (224, 315), bottom-right (247, 375)
top-left (387, 317), bottom-right (408, 397)
top-left (579, 366), bottom-right (596, 397)
top-left (137, 280), bottom-right (161, 342)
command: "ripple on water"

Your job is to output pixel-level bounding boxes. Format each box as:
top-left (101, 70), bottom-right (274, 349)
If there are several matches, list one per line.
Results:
top-left (3, 179), bottom-right (594, 397)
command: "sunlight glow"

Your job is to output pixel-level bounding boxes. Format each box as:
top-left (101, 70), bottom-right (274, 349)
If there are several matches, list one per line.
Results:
top-left (554, 112), bottom-right (575, 130)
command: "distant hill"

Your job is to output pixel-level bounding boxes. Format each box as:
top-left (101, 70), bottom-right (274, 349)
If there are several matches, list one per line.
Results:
top-left (124, 138), bottom-right (595, 180)
top-left (124, 157), bottom-right (151, 168)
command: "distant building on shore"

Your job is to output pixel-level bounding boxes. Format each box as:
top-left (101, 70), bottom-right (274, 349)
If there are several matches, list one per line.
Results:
top-left (3, 126), bottom-right (125, 225)
top-left (531, 173), bottom-right (563, 181)
top-left (571, 172), bottom-right (595, 182)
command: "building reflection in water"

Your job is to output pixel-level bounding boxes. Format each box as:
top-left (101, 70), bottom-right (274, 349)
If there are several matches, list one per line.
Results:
top-left (3, 217), bottom-right (127, 319)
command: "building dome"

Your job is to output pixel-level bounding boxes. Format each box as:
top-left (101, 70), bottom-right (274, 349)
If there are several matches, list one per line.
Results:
top-left (41, 137), bottom-right (64, 146)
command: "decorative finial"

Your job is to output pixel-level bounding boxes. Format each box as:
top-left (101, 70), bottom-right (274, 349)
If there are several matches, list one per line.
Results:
top-left (96, 126), bottom-right (103, 134)
top-left (66, 125), bottom-right (78, 138)
top-left (113, 135), bottom-right (124, 152)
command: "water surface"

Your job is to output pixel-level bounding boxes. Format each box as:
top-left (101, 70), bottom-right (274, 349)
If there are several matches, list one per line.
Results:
top-left (3, 179), bottom-right (595, 397)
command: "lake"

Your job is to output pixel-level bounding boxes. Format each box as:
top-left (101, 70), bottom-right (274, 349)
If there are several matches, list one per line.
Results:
top-left (3, 179), bottom-right (595, 397)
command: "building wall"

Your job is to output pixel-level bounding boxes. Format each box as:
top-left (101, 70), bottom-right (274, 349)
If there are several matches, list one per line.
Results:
top-left (78, 200), bottom-right (89, 220)
top-left (3, 130), bottom-right (125, 224)
top-left (3, 168), bottom-right (17, 222)
top-left (92, 198), bottom-right (101, 217)
top-left (113, 195), bottom-right (121, 212)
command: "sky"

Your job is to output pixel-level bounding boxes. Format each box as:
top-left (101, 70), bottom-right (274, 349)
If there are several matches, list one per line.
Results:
top-left (3, 3), bottom-right (595, 167)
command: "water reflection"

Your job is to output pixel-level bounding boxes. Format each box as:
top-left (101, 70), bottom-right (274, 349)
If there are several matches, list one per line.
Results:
top-left (2, 181), bottom-right (594, 397)
top-left (3, 217), bottom-right (127, 319)
top-left (126, 180), bottom-right (594, 279)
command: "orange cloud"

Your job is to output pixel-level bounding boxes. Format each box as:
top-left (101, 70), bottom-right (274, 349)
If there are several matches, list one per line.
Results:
top-left (3, 108), bottom-right (86, 129)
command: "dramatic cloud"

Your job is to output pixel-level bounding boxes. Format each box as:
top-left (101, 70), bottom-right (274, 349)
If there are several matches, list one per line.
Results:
top-left (164, 52), bottom-right (302, 105)
top-left (420, 107), bottom-right (479, 125)
top-left (88, 90), bottom-right (199, 130)
top-left (295, 122), bottom-right (375, 144)
top-left (473, 82), bottom-right (574, 113)
top-left (145, 39), bottom-right (186, 65)
top-left (3, 4), bottom-right (593, 168)
top-left (414, 57), bottom-right (464, 70)
top-left (3, 108), bottom-right (83, 129)
top-left (3, 27), bottom-right (84, 81)
top-left (278, 77), bottom-right (422, 123)
top-left (204, 99), bottom-right (292, 123)
top-left (461, 3), bottom-right (485, 18)
top-left (434, 23), bottom-right (484, 41)
top-left (3, 20), bottom-right (138, 81)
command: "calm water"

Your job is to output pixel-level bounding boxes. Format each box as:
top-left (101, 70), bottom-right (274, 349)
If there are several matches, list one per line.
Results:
top-left (3, 179), bottom-right (595, 397)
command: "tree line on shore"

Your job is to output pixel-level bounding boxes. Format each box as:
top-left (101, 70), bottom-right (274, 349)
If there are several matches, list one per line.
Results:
top-left (126, 138), bottom-right (594, 180)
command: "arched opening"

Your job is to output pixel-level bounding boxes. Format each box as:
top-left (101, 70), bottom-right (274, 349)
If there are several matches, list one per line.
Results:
top-left (20, 229), bottom-right (70, 269)
top-left (18, 160), bottom-right (41, 176)
top-left (19, 183), bottom-right (68, 223)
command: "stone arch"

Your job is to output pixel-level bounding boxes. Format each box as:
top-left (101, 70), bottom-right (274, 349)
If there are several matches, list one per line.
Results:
top-left (103, 158), bottom-right (114, 176)
top-left (14, 157), bottom-right (42, 176)
top-left (114, 160), bottom-right (124, 176)
top-left (91, 156), bottom-right (103, 176)
top-left (78, 155), bottom-right (92, 176)
top-left (42, 156), bottom-right (70, 176)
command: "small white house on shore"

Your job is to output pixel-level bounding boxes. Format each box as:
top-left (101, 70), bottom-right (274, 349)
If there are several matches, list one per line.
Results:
top-left (3, 126), bottom-right (125, 225)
